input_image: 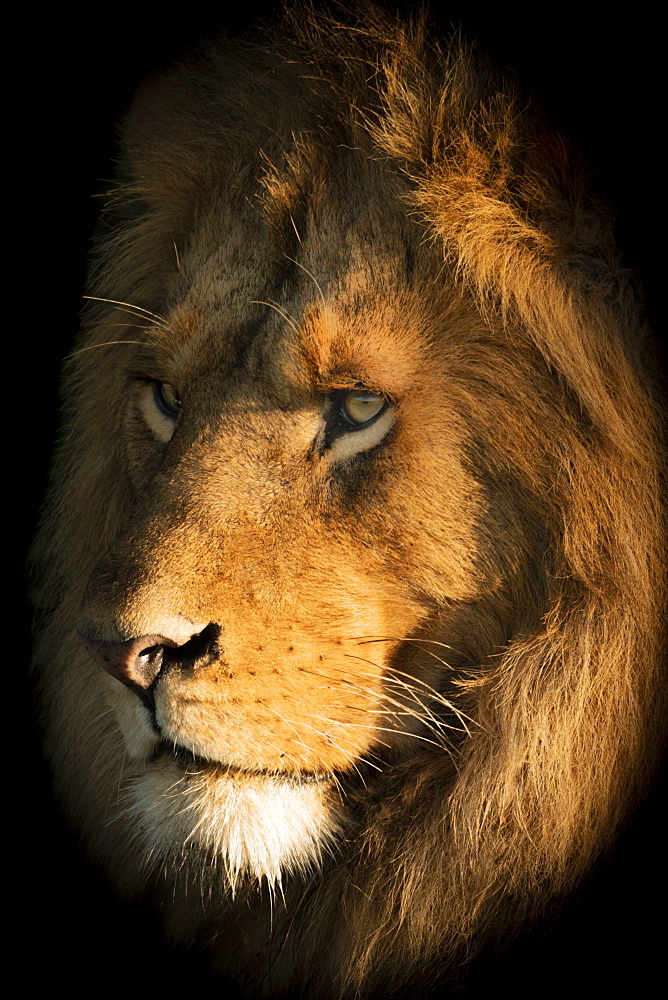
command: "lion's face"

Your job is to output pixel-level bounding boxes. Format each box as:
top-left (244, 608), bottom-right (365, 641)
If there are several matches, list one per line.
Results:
top-left (33, 8), bottom-right (664, 993)
top-left (77, 221), bottom-right (508, 882)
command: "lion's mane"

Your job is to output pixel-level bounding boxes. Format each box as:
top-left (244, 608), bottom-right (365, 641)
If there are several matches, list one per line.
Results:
top-left (32, 4), bottom-right (665, 997)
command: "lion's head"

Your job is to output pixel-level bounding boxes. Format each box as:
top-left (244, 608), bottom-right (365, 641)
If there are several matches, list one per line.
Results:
top-left (32, 5), bottom-right (665, 997)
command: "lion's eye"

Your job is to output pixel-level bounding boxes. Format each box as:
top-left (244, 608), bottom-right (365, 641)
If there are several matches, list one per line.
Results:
top-left (323, 388), bottom-right (394, 461)
top-left (138, 381), bottom-right (181, 444)
top-left (154, 382), bottom-right (181, 419)
top-left (340, 390), bottom-right (387, 427)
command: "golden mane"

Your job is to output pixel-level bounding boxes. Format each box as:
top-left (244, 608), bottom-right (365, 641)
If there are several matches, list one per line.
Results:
top-left (32, 4), bottom-right (665, 996)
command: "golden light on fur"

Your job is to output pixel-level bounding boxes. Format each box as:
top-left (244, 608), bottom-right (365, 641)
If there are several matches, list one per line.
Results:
top-left (32, 3), bottom-right (665, 997)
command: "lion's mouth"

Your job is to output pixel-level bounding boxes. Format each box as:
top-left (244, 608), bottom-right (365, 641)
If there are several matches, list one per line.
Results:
top-left (156, 742), bottom-right (331, 785)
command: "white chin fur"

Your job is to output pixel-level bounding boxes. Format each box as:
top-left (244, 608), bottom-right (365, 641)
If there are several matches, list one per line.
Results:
top-left (102, 674), bottom-right (160, 760)
top-left (129, 757), bottom-right (340, 892)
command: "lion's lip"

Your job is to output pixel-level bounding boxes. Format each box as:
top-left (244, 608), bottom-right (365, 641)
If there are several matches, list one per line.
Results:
top-left (156, 742), bottom-right (331, 784)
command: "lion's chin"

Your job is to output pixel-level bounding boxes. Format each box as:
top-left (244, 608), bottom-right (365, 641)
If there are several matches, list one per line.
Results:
top-left (129, 753), bottom-right (341, 891)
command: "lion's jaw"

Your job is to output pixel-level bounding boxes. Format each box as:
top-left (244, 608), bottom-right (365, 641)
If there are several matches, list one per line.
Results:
top-left (130, 754), bottom-right (339, 890)
top-left (102, 675), bottom-right (341, 889)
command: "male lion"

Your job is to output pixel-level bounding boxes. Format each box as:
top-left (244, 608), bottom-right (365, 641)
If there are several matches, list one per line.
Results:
top-left (32, 4), bottom-right (665, 997)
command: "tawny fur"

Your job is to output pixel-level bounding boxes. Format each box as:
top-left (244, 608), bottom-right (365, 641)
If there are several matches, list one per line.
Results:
top-left (32, 4), bottom-right (665, 997)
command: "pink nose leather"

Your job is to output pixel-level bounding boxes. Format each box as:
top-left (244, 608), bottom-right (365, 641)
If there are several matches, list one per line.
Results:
top-left (80, 633), bottom-right (172, 690)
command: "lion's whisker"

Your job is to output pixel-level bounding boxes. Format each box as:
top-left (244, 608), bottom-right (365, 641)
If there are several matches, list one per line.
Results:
top-left (293, 664), bottom-right (441, 732)
top-left (83, 294), bottom-right (173, 330)
top-left (333, 655), bottom-right (472, 732)
top-left (360, 659), bottom-right (477, 730)
top-left (251, 299), bottom-right (302, 338)
top-left (316, 717), bottom-right (450, 752)
top-left (295, 661), bottom-right (466, 742)
top-left (283, 255), bottom-right (327, 310)
top-left (65, 339), bottom-right (144, 360)
top-left (264, 702), bottom-right (386, 769)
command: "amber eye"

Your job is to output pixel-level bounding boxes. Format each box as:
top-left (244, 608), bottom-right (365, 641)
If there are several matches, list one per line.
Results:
top-left (340, 390), bottom-right (387, 427)
top-left (153, 381), bottom-right (181, 418)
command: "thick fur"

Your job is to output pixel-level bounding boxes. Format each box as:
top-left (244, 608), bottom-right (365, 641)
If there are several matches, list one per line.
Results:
top-left (32, 4), bottom-right (665, 997)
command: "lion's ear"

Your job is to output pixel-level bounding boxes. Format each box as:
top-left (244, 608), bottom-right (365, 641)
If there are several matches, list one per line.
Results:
top-left (116, 65), bottom-right (218, 226)
top-left (118, 41), bottom-right (310, 221)
top-left (84, 69), bottom-right (206, 266)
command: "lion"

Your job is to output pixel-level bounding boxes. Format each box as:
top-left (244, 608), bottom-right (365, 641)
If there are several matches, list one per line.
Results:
top-left (31, 3), bottom-right (665, 997)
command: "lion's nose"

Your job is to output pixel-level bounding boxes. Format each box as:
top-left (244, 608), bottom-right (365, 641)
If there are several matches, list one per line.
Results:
top-left (78, 622), bottom-right (221, 701)
top-left (80, 632), bottom-right (170, 690)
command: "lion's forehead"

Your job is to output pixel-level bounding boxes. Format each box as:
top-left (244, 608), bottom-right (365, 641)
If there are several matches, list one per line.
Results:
top-left (147, 161), bottom-right (441, 397)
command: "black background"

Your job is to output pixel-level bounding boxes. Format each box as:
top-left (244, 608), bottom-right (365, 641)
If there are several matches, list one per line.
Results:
top-left (19, 2), bottom-right (664, 995)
